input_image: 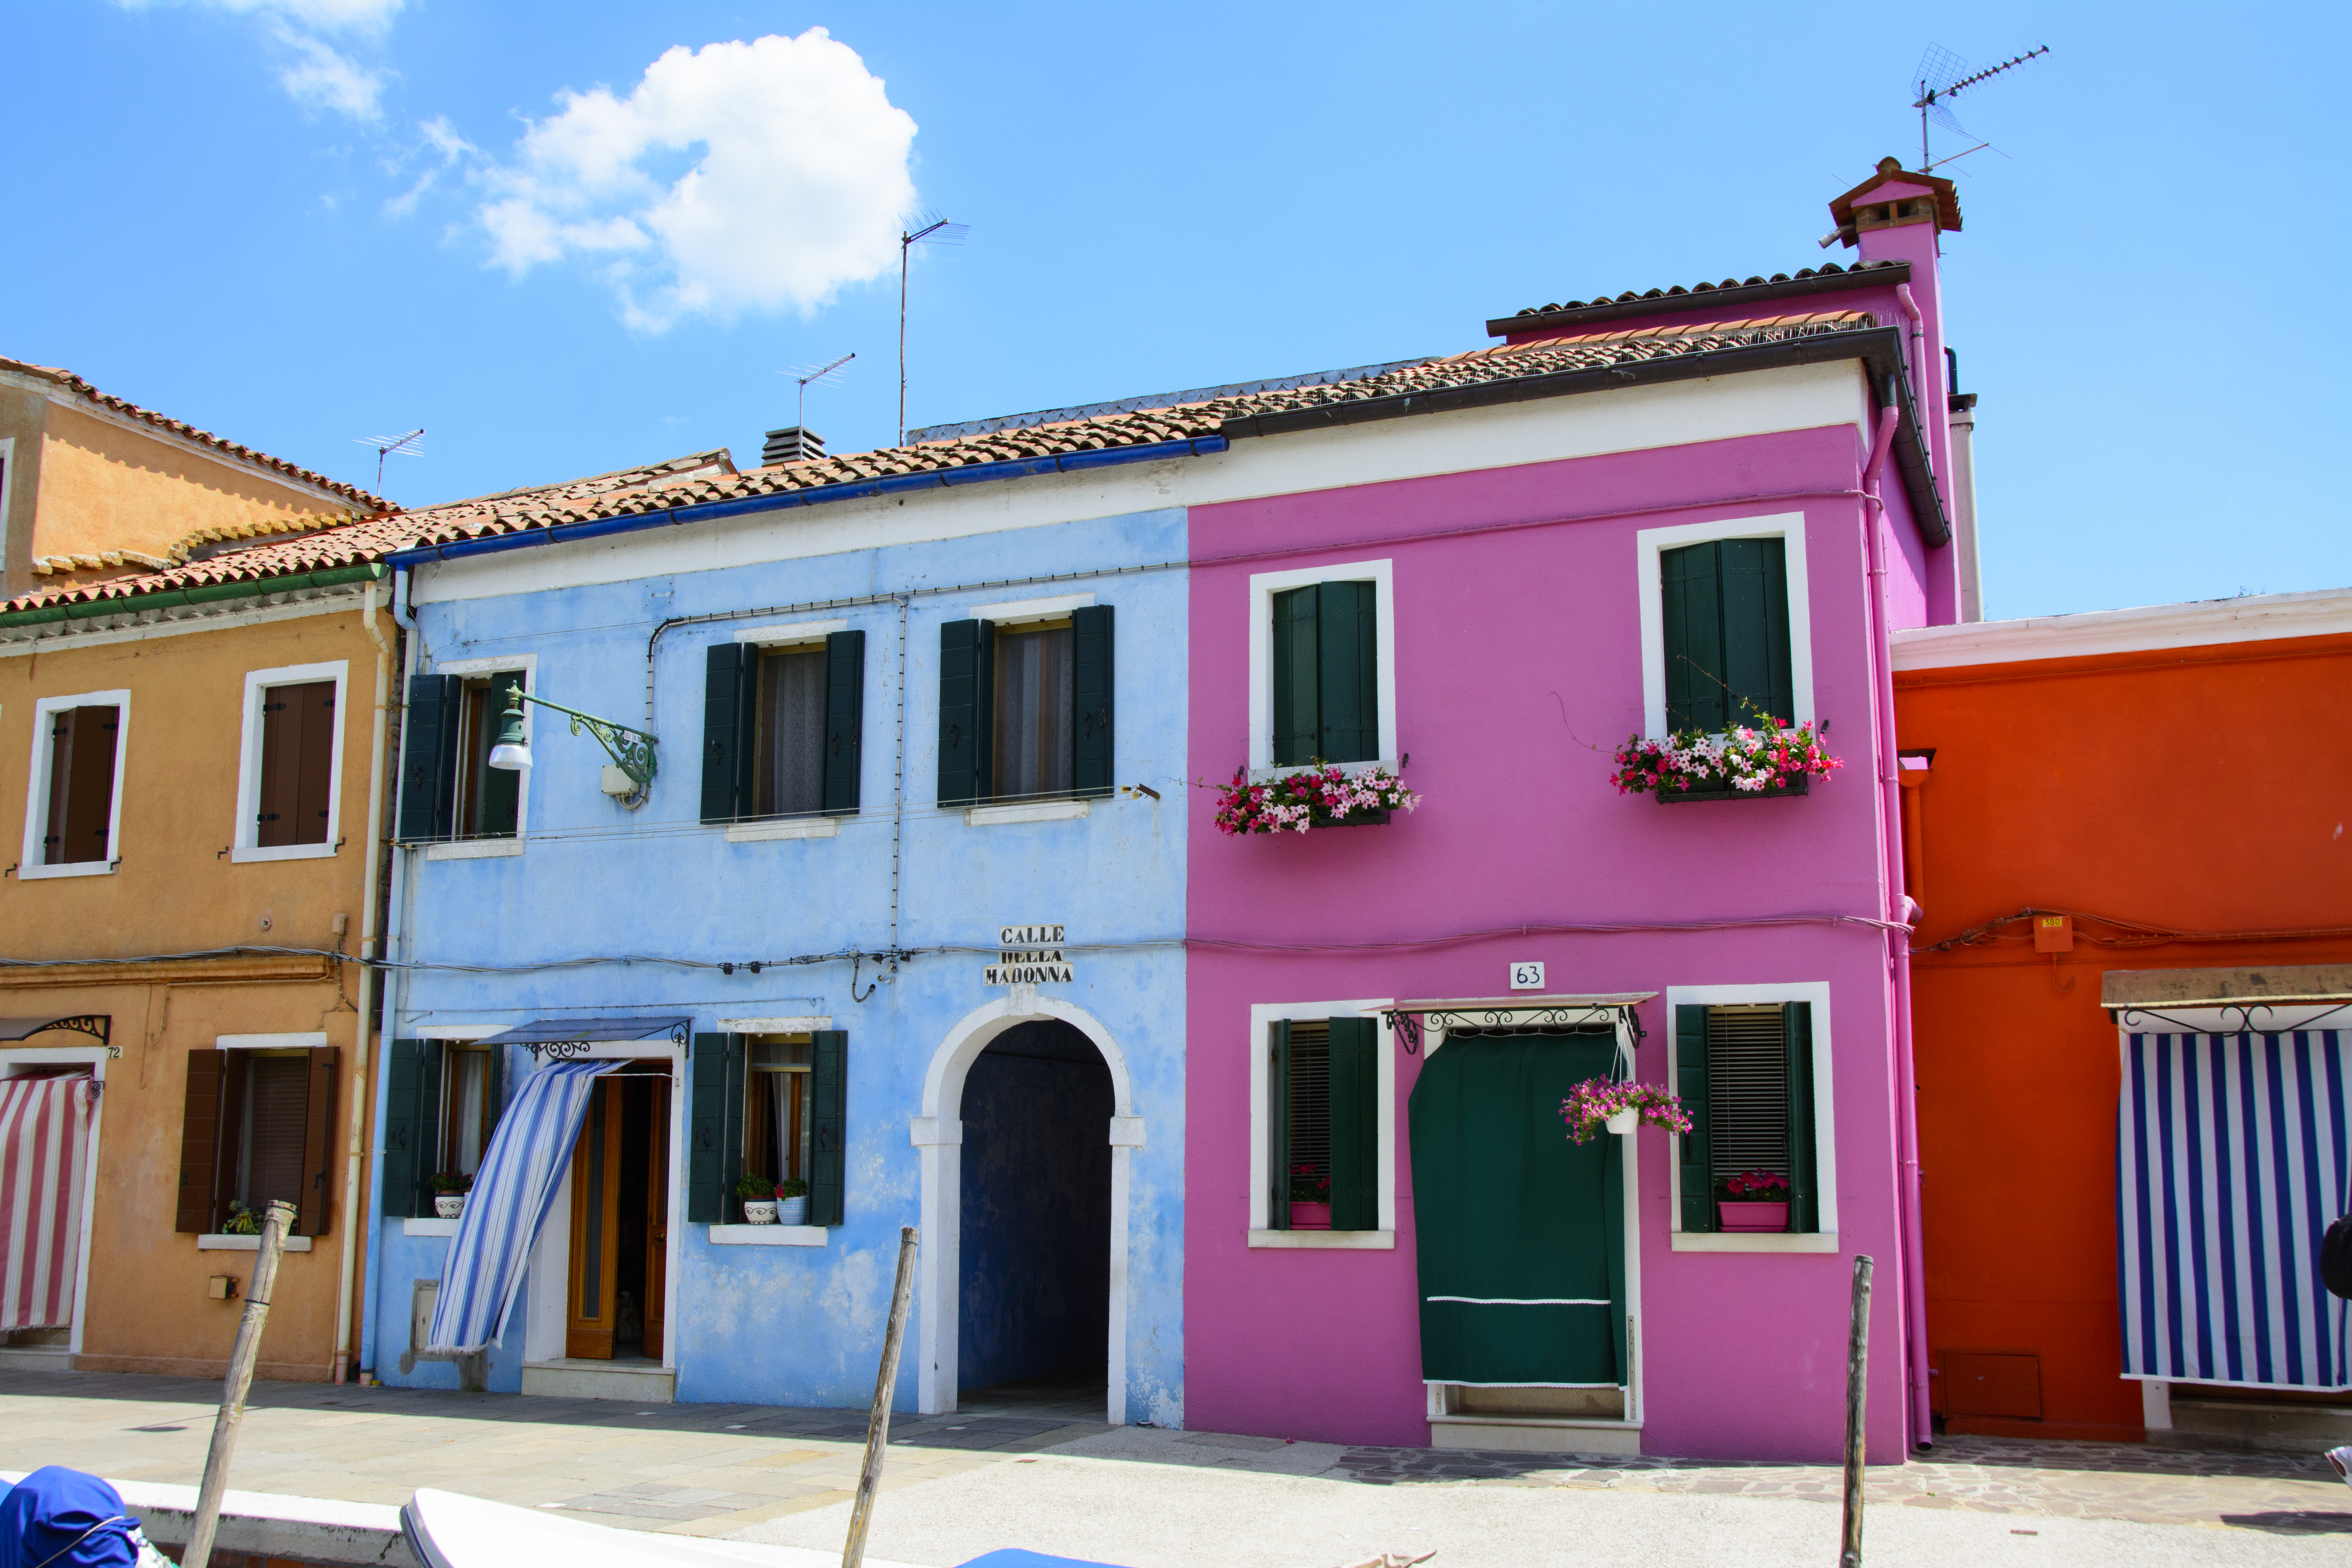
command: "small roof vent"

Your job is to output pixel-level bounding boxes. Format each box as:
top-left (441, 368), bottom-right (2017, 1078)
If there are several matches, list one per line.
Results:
top-left (762, 427), bottom-right (826, 467)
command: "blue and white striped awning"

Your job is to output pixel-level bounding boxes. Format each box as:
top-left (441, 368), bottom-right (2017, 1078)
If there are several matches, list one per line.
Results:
top-left (2119, 1031), bottom-right (2349, 1390)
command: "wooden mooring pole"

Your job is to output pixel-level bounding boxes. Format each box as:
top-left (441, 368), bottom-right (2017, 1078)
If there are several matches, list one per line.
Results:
top-left (184, 1199), bottom-right (297, 1568)
top-left (843, 1225), bottom-right (920, 1568)
top-left (1840, 1252), bottom-right (1875, 1568)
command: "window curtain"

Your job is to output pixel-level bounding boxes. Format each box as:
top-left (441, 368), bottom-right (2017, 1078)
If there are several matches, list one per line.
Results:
top-left (757, 650), bottom-right (826, 817)
top-left (450, 1053), bottom-right (488, 1177)
top-left (427, 1059), bottom-right (620, 1353)
top-left (0, 1075), bottom-right (96, 1330)
top-left (2119, 1030), bottom-right (2350, 1390)
top-left (993, 627), bottom-right (1071, 800)
top-left (771, 1074), bottom-right (795, 1183)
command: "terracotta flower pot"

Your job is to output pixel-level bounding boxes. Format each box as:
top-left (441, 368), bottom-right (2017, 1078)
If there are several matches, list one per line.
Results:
top-left (1288, 1201), bottom-right (1331, 1230)
top-left (434, 1194), bottom-right (467, 1219)
top-left (741, 1199), bottom-right (778, 1225)
top-left (1718, 1200), bottom-right (1790, 1233)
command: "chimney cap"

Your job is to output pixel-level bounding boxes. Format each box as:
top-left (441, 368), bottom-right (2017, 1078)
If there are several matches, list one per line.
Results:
top-left (1827, 156), bottom-right (1963, 247)
top-left (762, 425), bottom-right (827, 467)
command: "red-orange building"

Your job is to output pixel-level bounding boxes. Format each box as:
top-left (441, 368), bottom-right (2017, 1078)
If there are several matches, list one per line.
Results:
top-left (1895, 587), bottom-right (2352, 1450)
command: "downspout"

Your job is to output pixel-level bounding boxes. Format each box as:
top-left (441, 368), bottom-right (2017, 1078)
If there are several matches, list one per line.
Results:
top-left (358, 569), bottom-right (417, 1381)
top-left (1862, 386), bottom-right (1934, 1450)
top-left (335, 577), bottom-right (393, 1383)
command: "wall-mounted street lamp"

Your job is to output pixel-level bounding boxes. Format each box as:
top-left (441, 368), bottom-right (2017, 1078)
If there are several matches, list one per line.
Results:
top-left (486, 679), bottom-right (658, 809)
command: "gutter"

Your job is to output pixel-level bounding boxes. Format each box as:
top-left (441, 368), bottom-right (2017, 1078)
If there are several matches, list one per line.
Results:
top-left (0, 561), bottom-right (388, 630)
top-left (385, 437), bottom-right (1232, 570)
top-left (1221, 328), bottom-right (1950, 547)
top-left (1485, 262), bottom-right (1912, 338)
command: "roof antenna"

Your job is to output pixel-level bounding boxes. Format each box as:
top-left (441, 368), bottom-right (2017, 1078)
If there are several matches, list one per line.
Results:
top-left (1911, 43), bottom-right (2049, 171)
top-left (783, 352), bottom-right (855, 435)
top-left (354, 428), bottom-right (423, 498)
top-left (898, 213), bottom-right (968, 448)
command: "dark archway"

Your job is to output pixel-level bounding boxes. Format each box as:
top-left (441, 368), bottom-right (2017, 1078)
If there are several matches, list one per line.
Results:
top-left (957, 1019), bottom-right (1113, 1411)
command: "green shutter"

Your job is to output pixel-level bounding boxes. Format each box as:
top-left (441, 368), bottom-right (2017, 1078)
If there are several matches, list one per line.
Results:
top-left (413, 1039), bottom-right (443, 1209)
top-left (1719, 537), bottom-right (1794, 726)
top-left (809, 1030), bottom-right (847, 1226)
top-left (1661, 543), bottom-right (1725, 734)
top-left (381, 1040), bottom-right (423, 1218)
top-left (1784, 1002), bottom-right (1818, 1234)
top-left (482, 1042), bottom-right (506, 1149)
top-left (822, 629), bottom-right (865, 815)
top-left (1071, 604), bottom-right (1115, 798)
top-left (1676, 1005), bottom-right (1715, 1233)
top-left (701, 644), bottom-right (752, 824)
top-left (1267, 1021), bottom-right (1292, 1231)
top-left (1328, 1016), bottom-right (1378, 1231)
top-left (395, 673), bottom-right (461, 840)
top-left (1317, 580), bottom-right (1379, 764)
top-left (1271, 586), bottom-right (1319, 766)
top-left (687, 1032), bottom-right (730, 1223)
top-left (937, 619), bottom-right (994, 806)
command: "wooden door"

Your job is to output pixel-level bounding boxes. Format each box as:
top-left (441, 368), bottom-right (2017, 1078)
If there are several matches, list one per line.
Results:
top-left (566, 1080), bottom-right (623, 1359)
top-left (643, 1071), bottom-right (670, 1361)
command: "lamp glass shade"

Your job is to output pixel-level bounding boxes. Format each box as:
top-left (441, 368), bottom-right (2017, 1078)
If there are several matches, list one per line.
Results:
top-left (487, 741), bottom-right (530, 771)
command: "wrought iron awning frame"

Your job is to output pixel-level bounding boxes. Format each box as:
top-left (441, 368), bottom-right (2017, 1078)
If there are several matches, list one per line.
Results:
top-left (489, 1018), bottom-right (692, 1062)
top-left (1375, 995), bottom-right (1654, 1056)
top-left (0, 1014), bottom-right (116, 1057)
top-left (2108, 998), bottom-right (2352, 1038)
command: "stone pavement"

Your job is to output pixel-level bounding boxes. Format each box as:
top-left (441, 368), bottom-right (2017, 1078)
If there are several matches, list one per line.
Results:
top-left (2, 1368), bottom-right (2347, 1554)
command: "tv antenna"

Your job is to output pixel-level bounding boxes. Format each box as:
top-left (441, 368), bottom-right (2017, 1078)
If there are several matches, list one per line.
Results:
top-left (1911, 43), bottom-right (2049, 171)
top-left (354, 428), bottom-right (423, 497)
top-left (782, 352), bottom-right (855, 433)
top-left (898, 213), bottom-right (968, 447)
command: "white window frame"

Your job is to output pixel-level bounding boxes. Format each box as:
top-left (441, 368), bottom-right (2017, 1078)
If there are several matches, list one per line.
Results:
top-left (0, 434), bottom-right (16, 584)
top-left (1635, 512), bottom-right (1814, 739)
top-left (970, 592), bottom-right (1095, 627)
top-left (421, 654), bottom-right (533, 861)
top-left (1664, 980), bottom-right (1839, 1253)
top-left (19, 687), bottom-right (131, 880)
top-left (1246, 560), bottom-right (1397, 776)
top-left (230, 660), bottom-right (349, 863)
top-left (1245, 998), bottom-right (1397, 1249)
top-left (733, 617), bottom-right (849, 648)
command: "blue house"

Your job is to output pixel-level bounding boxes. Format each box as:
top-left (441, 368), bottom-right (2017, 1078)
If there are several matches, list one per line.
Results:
top-left (358, 423), bottom-right (1217, 1423)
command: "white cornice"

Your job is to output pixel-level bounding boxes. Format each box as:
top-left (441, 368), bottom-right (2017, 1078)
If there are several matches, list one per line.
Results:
top-left (0, 588), bottom-right (362, 656)
top-left (1892, 587), bottom-right (2352, 671)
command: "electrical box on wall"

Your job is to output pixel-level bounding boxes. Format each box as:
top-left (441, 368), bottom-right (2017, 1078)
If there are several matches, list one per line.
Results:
top-left (412, 1280), bottom-right (439, 1350)
top-left (206, 1276), bottom-right (236, 1301)
top-left (2033, 915), bottom-right (2074, 953)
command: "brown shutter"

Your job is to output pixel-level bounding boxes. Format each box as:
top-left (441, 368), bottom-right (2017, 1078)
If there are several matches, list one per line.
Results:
top-left (260, 680), bottom-right (337, 849)
top-left (298, 1046), bottom-right (339, 1236)
top-left (176, 1050), bottom-right (226, 1233)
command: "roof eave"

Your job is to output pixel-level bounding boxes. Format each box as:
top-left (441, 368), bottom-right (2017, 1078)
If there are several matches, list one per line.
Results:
top-left (1220, 327), bottom-right (1952, 548)
top-left (1485, 263), bottom-right (1913, 340)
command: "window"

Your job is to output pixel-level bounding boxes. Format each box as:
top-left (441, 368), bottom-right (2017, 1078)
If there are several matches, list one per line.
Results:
top-left (397, 667), bottom-right (526, 843)
top-left (1672, 996), bottom-right (1832, 1239)
top-left (175, 1044), bottom-right (337, 1236)
top-left (1249, 1002), bottom-right (1396, 1245)
top-left (686, 1031), bottom-right (847, 1226)
top-left (1636, 514), bottom-right (1813, 740)
top-left (700, 631), bottom-right (865, 824)
top-left (937, 606), bottom-right (1113, 808)
top-left (20, 689), bottom-right (129, 879)
top-left (1247, 562), bottom-right (1395, 774)
top-left (233, 662), bottom-right (347, 861)
top-left (380, 1039), bottom-right (506, 1217)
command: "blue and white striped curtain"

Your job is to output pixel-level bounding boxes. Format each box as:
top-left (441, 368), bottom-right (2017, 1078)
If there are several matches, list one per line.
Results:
top-left (2119, 1031), bottom-right (2349, 1390)
top-left (427, 1059), bottom-right (619, 1354)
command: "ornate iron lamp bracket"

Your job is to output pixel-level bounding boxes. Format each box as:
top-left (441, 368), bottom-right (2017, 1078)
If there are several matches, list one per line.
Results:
top-left (502, 683), bottom-right (660, 793)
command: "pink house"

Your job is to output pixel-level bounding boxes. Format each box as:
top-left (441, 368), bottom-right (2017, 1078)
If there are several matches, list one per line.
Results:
top-left (1183, 159), bottom-right (1971, 1461)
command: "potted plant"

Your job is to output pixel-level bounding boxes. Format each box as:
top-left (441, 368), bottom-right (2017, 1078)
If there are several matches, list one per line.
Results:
top-left (775, 1177), bottom-right (809, 1227)
top-left (1560, 1078), bottom-right (1693, 1144)
top-left (1205, 762), bottom-right (1420, 835)
top-left (1717, 1170), bottom-right (1793, 1233)
top-left (736, 1174), bottom-right (779, 1225)
top-left (221, 1200), bottom-right (261, 1236)
top-left (1610, 703), bottom-right (1842, 803)
top-left (430, 1172), bottom-right (472, 1219)
top-left (1287, 1164), bottom-right (1331, 1230)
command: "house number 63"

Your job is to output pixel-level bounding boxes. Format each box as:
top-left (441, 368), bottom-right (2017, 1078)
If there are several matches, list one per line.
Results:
top-left (1510, 962), bottom-right (1545, 991)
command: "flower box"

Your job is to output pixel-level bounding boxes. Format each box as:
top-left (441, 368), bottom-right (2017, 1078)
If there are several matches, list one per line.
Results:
top-left (1657, 776), bottom-right (1810, 804)
top-left (1718, 1202), bottom-right (1790, 1233)
top-left (1612, 718), bottom-right (1840, 800)
top-left (1287, 1201), bottom-right (1332, 1230)
top-left (1206, 762), bottom-right (1419, 835)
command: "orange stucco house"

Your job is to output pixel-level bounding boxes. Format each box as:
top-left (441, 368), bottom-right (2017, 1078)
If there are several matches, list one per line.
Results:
top-left (1895, 587), bottom-right (2352, 1452)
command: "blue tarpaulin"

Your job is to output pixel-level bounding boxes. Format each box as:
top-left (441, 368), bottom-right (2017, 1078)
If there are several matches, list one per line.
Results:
top-left (0, 1468), bottom-right (147, 1568)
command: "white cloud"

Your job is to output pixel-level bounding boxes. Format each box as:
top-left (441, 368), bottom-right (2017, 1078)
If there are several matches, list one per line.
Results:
top-left (277, 29), bottom-right (385, 119)
top-left (124, 0), bottom-right (400, 119)
top-left (384, 114), bottom-right (476, 217)
top-left (478, 30), bottom-right (919, 331)
top-left (134, 0), bottom-right (402, 36)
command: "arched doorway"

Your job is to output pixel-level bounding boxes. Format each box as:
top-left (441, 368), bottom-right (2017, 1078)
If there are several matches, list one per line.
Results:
top-left (913, 991), bottom-right (1138, 1423)
top-left (957, 1021), bottom-right (1112, 1412)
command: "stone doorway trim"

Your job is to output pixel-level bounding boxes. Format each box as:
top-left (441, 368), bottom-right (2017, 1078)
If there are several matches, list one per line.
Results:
top-left (911, 985), bottom-right (1139, 1425)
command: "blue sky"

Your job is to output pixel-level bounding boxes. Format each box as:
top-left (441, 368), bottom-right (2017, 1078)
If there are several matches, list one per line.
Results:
top-left (5, 2), bottom-right (2344, 618)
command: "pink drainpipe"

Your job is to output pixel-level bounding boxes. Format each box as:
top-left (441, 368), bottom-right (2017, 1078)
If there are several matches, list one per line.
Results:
top-left (1861, 392), bottom-right (1934, 1450)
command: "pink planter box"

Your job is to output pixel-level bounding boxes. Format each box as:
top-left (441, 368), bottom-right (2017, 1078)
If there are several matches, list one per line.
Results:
top-left (1288, 1201), bottom-right (1331, 1230)
top-left (1718, 1201), bottom-right (1790, 1233)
